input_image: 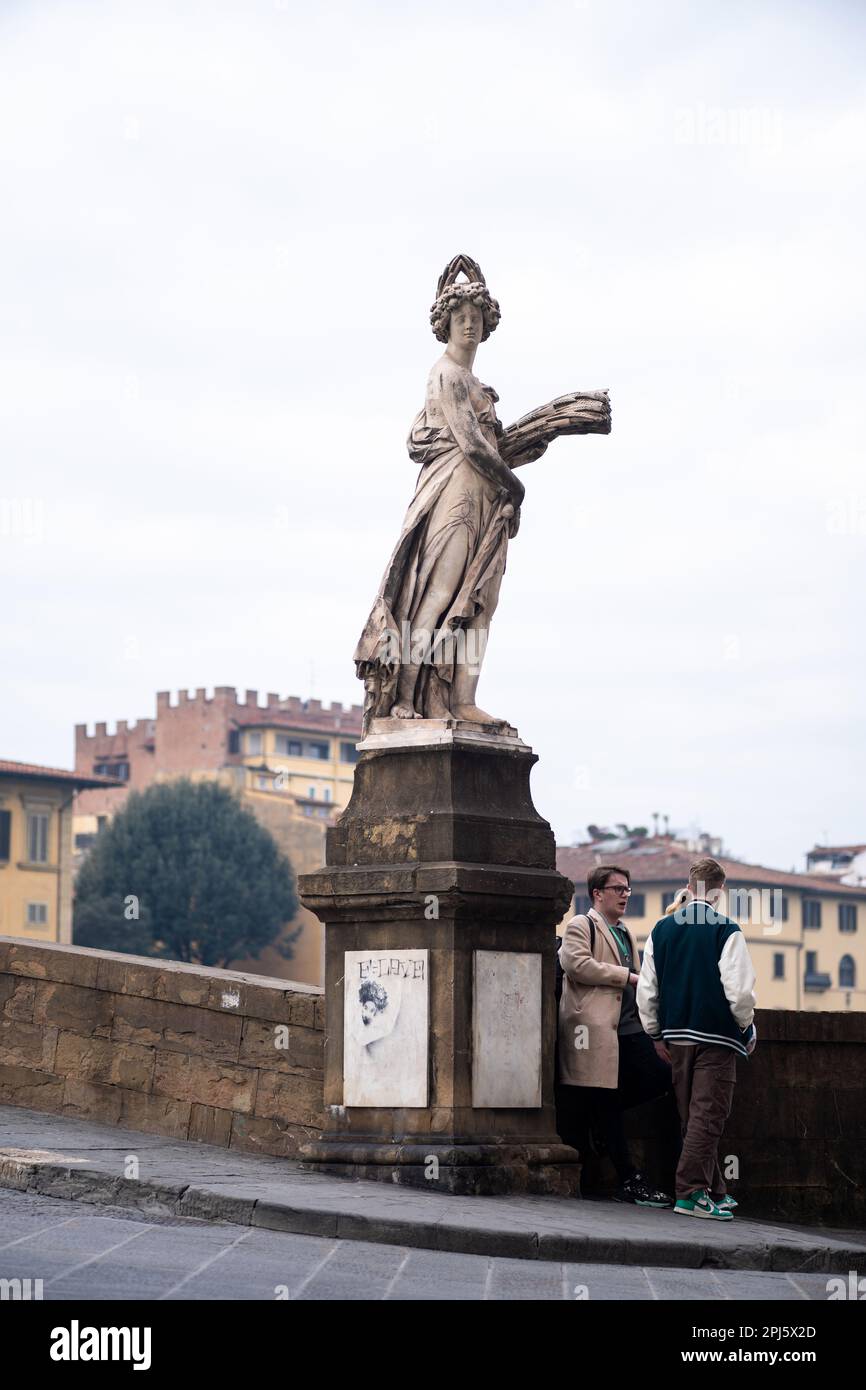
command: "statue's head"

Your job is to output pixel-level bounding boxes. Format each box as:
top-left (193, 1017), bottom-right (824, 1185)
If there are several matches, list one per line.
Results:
top-left (430, 253), bottom-right (501, 344)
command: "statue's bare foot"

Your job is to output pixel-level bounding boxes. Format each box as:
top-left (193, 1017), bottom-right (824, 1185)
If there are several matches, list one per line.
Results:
top-left (451, 702), bottom-right (506, 726)
top-left (390, 702), bottom-right (417, 720)
top-left (426, 684), bottom-right (452, 719)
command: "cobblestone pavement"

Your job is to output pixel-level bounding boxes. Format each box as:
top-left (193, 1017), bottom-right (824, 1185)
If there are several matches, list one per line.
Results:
top-left (0, 1189), bottom-right (839, 1301)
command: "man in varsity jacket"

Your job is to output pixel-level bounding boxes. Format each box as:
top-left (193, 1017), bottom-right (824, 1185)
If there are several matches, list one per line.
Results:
top-left (636, 856), bottom-right (757, 1221)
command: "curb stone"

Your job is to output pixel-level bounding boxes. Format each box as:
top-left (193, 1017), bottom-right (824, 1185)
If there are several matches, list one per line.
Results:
top-left (1, 1152), bottom-right (864, 1275)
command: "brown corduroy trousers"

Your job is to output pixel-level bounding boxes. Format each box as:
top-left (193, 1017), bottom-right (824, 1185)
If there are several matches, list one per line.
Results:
top-left (669, 1042), bottom-right (737, 1200)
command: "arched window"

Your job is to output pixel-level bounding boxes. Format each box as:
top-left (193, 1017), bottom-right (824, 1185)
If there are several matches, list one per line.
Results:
top-left (839, 955), bottom-right (856, 989)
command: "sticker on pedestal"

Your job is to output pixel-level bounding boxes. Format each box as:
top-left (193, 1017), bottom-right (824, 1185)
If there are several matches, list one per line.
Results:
top-left (343, 950), bottom-right (429, 1108)
top-left (472, 950), bottom-right (542, 1108)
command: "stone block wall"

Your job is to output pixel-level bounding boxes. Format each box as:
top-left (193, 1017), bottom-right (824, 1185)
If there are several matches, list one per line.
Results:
top-left (720, 1009), bottom-right (866, 1226)
top-left (592, 1008), bottom-right (866, 1227)
top-left (0, 938), bottom-right (324, 1157)
top-left (0, 937), bottom-right (863, 1224)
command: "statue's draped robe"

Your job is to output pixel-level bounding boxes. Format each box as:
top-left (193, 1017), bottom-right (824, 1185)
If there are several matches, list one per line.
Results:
top-left (354, 362), bottom-right (512, 728)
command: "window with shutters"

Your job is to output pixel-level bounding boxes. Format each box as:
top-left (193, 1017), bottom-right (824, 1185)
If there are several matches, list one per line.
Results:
top-left (26, 811), bottom-right (49, 863)
top-left (839, 904), bottom-right (858, 933)
top-left (275, 735), bottom-right (305, 756)
top-left (766, 892), bottom-right (789, 921)
top-left (0, 809), bottom-right (10, 861)
top-left (803, 898), bottom-right (822, 929)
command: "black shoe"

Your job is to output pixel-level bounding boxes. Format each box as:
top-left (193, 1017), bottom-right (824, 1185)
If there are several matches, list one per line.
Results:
top-left (614, 1171), bottom-right (674, 1208)
top-left (588, 1125), bottom-right (608, 1158)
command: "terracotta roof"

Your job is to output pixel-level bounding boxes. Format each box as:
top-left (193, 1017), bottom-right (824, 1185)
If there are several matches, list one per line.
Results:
top-left (233, 708), bottom-right (363, 736)
top-left (0, 759), bottom-right (122, 789)
top-left (807, 844), bottom-right (866, 858)
top-left (556, 840), bottom-right (866, 899)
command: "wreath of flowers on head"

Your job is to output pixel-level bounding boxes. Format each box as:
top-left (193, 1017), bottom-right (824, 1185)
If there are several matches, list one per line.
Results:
top-left (429, 281), bottom-right (502, 343)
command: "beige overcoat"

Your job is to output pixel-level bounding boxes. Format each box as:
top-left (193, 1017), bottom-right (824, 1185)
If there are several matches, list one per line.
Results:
top-left (557, 908), bottom-right (640, 1090)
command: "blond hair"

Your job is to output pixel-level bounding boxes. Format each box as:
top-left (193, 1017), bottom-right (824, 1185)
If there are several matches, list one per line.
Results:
top-left (664, 857), bottom-right (727, 915)
top-left (664, 887), bottom-right (689, 916)
top-left (688, 856), bottom-right (726, 894)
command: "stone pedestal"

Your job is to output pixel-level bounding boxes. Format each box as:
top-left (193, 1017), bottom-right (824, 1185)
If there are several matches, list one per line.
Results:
top-left (298, 718), bottom-right (579, 1196)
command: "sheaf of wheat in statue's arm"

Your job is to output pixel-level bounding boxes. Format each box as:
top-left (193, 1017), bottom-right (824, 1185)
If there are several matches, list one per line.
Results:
top-left (354, 254), bottom-right (611, 735)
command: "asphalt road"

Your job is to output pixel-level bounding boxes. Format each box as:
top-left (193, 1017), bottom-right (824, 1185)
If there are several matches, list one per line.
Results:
top-left (0, 1187), bottom-right (838, 1301)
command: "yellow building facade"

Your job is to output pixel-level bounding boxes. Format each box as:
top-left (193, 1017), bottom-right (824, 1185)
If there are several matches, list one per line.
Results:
top-left (0, 760), bottom-right (118, 945)
top-left (235, 724), bottom-right (358, 816)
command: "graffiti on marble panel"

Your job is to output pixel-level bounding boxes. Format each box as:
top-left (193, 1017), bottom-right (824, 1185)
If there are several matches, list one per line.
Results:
top-left (343, 950), bottom-right (429, 1108)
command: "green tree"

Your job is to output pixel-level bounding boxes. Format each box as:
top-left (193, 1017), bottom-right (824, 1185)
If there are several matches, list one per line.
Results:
top-left (74, 779), bottom-right (300, 967)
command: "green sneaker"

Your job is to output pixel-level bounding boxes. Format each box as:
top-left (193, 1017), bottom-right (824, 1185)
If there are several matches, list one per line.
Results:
top-left (713, 1194), bottom-right (738, 1212)
top-left (674, 1189), bottom-right (733, 1220)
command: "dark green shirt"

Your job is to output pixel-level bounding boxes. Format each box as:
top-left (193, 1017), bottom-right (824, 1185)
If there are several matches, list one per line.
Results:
top-left (605, 919), bottom-right (643, 1036)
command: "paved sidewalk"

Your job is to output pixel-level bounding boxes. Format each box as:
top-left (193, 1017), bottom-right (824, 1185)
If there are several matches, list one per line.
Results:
top-left (1, 1106), bottom-right (864, 1274)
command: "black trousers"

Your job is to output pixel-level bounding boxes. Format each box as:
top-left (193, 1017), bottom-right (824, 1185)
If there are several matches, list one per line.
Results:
top-left (556, 1032), bottom-right (678, 1185)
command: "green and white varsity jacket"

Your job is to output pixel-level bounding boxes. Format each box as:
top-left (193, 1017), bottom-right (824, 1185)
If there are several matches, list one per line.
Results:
top-left (637, 899), bottom-right (757, 1057)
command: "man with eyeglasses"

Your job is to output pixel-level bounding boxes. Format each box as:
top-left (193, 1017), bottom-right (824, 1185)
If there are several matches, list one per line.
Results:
top-left (557, 864), bottom-right (676, 1206)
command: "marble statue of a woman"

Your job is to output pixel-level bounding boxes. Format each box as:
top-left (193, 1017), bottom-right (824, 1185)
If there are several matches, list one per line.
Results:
top-left (354, 255), bottom-right (610, 734)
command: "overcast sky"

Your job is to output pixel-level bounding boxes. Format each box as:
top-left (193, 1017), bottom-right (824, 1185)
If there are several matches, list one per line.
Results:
top-left (2, 0), bottom-right (864, 872)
